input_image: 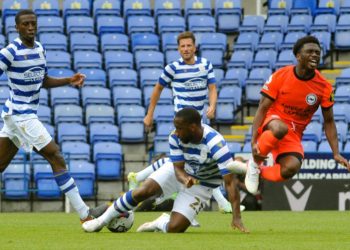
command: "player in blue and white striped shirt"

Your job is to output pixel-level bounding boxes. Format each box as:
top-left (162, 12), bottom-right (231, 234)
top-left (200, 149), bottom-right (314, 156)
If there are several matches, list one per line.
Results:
top-left (0, 10), bottom-right (107, 223)
top-left (143, 31), bottom-right (217, 130)
top-left (83, 108), bottom-right (249, 233)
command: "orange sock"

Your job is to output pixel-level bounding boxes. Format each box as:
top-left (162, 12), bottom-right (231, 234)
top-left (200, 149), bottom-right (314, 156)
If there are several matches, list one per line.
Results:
top-left (260, 164), bottom-right (285, 182)
top-left (257, 130), bottom-right (279, 156)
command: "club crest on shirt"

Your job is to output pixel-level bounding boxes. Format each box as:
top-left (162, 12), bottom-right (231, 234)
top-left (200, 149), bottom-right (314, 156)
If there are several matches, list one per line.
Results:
top-left (198, 64), bottom-right (205, 72)
top-left (305, 93), bottom-right (317, 105)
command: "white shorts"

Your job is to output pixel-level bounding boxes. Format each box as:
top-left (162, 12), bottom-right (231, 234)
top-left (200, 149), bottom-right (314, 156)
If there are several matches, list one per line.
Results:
top-left (0, 116), bottom-right (52, 152)
top-left (149, 161), bottom-right (213, 223)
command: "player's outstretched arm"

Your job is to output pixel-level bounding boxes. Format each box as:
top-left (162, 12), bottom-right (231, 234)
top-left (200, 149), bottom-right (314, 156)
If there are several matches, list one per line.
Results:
top-left (223, 174), bottom-right (249, 233)
top-left (206, 84), bottom-right (217, 119)
top-left (42, 73), bottom-right (85, 88)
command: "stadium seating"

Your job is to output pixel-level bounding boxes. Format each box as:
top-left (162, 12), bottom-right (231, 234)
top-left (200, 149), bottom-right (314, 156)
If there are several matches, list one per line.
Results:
top-left (37, 16), bottom-right (64, 34)
top-left (100, 33), bottom-right (129, 51)
top-left (185, 0), bottom-right (212, 17)
top-left (61, 141), bottom-right (91, 161)
top-left (264, 15), bottom-right (289, 33)
top-left (57, 122), bottom-right (87, 144)
top-left (50, 86), bottom-right (80, 106)
top-left (73, 51), bottom-right (102, 70)
top-left (63, 0), bottom-right (91, 19)
top-left (79, 69), bottom-right (107, 87)
top-left (37, 105), bottom-right (52, 124)
top-left (104, 51), bottom-right (134, 70)
top-left (70, 33), bottom-right (98, 52)
top-left (93, 142), bottom-right (122, 180)
top-left (188, 15), bottom-right (216, 33)
top-left (90, 123), bottom-right (119, 144)
top-left (2, 0), bottom-right (29, 21)
top-left (33, 163), bottom-right (61, 199)
top-left (268, 0), bottom-right (292, 15)
top-left (227, 141), bottom-right (242, 154)
top-left (54, 104), bottom-right (83, 124)
top-left (127, 16), bottom-right (155, 34)
top-left (221, 68), bottom-right (248, 88)
top-left (140, 68), bottom-right (163, 88)
top-left (123, 0), bottom-right (152, 16)
top-left (154, 0), bottom-right (182, 16)
top-left (33, 0), bottom-right (60, 16)
top-left (39, 33), bottom-right (67, 51)
top-left (117, 105), bottom-right (145, 142)
top-left (158, 15), bottom-right (186, 34)
top-left (81, 86), bottom-right (112, 107)
top-left (93, 0), bottom-right (121, 18)
top-left (69, 161), bottom-right (95, 198)
top-left (96, 16), bottom-right (124, 36)
top-left (2, 163), bottom-right (31, 199)
top-left (131, 33), bottom-right (160, 52)
top-left (109, 68), bottom-right (138, 88)
top-left (135, 51), bottom-right (164, 70)
top-left (45, 51), bottom-right (71, 68)
top-left (85, 104), bottom-right (115, 124)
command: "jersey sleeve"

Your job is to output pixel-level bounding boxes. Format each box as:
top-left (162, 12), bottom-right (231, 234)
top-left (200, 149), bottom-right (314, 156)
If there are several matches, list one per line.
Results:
top-left (320, 83), bottom-right (334, 108)
top-left (207, 132), bottom-right (231, 176)
top-left (0, 47), bottom-right (14, 75)
top-left (260, 69), bottom-right (284, 100)
top-left (158, 64), bottom-right (175, 87)
top-left (207, 61), bottom-right (216, 85)
top-left (169, 131), bottom-right (185, 163)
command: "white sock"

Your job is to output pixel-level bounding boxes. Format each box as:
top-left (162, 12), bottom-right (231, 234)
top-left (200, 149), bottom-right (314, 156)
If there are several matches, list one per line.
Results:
top-left (212, 187), bottom-right (229, 207)
top-left (226, 160), bottom-right (247, 175)
top-left (156, 214), bottom-right (170, 233)
top-left (136, 165), bottom-right (156, 182)
top-left (65, 186), bottom-right (89, 220)
top-left (98, 205), bottom-right (119, 225)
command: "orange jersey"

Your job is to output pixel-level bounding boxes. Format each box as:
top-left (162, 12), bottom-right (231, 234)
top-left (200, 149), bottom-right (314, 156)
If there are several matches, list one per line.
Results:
top-left (261, 65), bottom-right (334, 133)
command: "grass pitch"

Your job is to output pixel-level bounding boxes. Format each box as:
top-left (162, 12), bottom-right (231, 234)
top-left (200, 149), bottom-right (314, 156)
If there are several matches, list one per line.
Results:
top-left (0, 211), bottom-right (349, 250)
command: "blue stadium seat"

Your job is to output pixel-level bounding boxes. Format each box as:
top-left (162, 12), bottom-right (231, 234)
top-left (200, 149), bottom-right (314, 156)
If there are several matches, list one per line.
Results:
top-left (93, 0), bottom-right (121, 18)
top-left (135, 51), bottom-right (164, 70)
top-left (131, 33), bottom-right (160, 52)
top-left (218, 85), bottom-right (241, 108)
top-left (66, 16), bottom-right (94, 34)
top-left (316, 0), bottom-right (340, 15)
top-left (280, 31), bottom-right (307, 50)
top-left (37, 105), bottom-right (52, 124)
top-left (343, 140), bottom-right (350, 152)
top-left (302, 122), bottom-right (322, 142)
top-left (43, 123), bottom-right (54, 138)
top-left (0, 73), bottom-right (7, 87)
top-left (70, 160), bottom-right (95, 198)
top-left (340, 0), bottom-right (350, 14)
top-left (2, 163), bottom-right (30, 199)
top-left (54, 104), bottom-right (83, 124)
top-left (96, 16), bottom-right (124, 36)
top-left (7, 33), bottom-right (18, 43)
top-left (85, 104), bottom-right (115, 124)
top-left (48, 68), bottom-right (74, 78)
top-left (185, 0), bottom-right (212, 17)
top-left (2, 0), bottom-right (29, 21)
top-left (311, 14), bottom-right (336, 33)
top-left (239, 15), bottom-right (265, 34)
top-left (45, 51), bottom-right (71, 68)
top-left (0, 35), bottom-right (5, 49)
top-left (157, 15), bottom-right (186, 34)
top-left (227, 50), bottom-right (253, 69)
top-left (201, 50), bottom-right (224, 68)
top-left (81, 86), bottom-right (111, 106)
top-left (268, 0), bottom-right (292, 15)
top-left (33, 0), bottom-right (60, 16)
top-left (109, 68), bottom-right (138, 88)
top-left (290, 0), bottom-right (317, 15)
top-left (156, 121), bottom-right (175, 136)
top-left (216, 101), bottom-right (236, 124)
top-left (334, 85), bottom-right (350, 103)
top-left (333, 103), bottom-right (350, 123)
top-left (70, 33), bottom-right (98, 52)
top-left (154, 136), bottom-right (170, 155)
top-left (144, 87), bottom-right (173, 107)
top-left (214, 68), bottom-right (225, 88)
top-left (188, 15), bottom-right (216, 33)
top-left (334, 121), bottom-right (348, 142)
top-left (275, 49), bottom-right (296, 69)
top-left (140, 68), bottom-right (163, 88)
top-left (5, 16), bottom-right (16, 35)
top-left (0, 86), bottom-right (10, 104)
top-left (39, 33), bottom-right (67, 51)
top-left (221, 68), bottom-right (247, 88)
top-left (57, 122), bottom-right (87, 144)
top-left (165, 50), bottom-right (181, 64)
top-left (311, 31), bottom-right (331, 55)
top-left (153, 104), bottom-right (175, 122)
top-left (104, 51), bottom-right (134, 70)
top-left (79, 69), bottom-right (107, 87)
top-left (246, 68), bottom-right (272, 85)
top-left (287, 14), bottom-right (312, 33)
top-left (33, 163), bottom-right (60, 199)
top-left (334, 14), bottom-right (350, 51)
top-left (161, 33), bottom-right (178, 52)
top-left (127, 15), bottom-right (155, 34)
top-left (155, 0), bottom-right (182, 16)
top-left (264, 15), bottom-right (289, 33)
top-left (62, 141), bottom-right (90, 161)
top-left (217, 12), bottom-right (240, 33)
top-left (227, 141), bottom-right (242, 154)
top-left (215, 0), bottom-right (241, 17)
top-left (318, 140), bottom-right (342, 153)
top-left (113, 86), bottom-right (142, 106)
top-left (311, 107), bottom-right (323, 123)
top-left (123, 0), bottom-right (151, 16)
top-left (242, 141), bottom-right (251, 152)
top-left (234, 32), bottom-right (259, 51)
top-left (90, 123), bottom-right (119, 144)
top-left (73, 51), bottom-right (102, 70)
top-left (63, 0), bottom-right (91, 19)
top-left (301, 140), bottom-right (318, 153)
top-left (117, 105), bottom-right (145, 142)
top-left (245, 85), bottom-right (262, 104)
top-left (200, 32), bottom-right (227, 52)
top-left (100, 33), bottom-right (129, 52)
top-left (39, 88), bottom-right (48, 106)
top-left (252, 50), bottom-right (277, 69)
top-left (37, 16), bottom-right (64, 34)
top-left (335, 68), bottom-right (350, 86)
top-left (258, 32), bottom-right (283, 51)
top-left (93, 142), bottom-right (122, 180)
top-left (50, 86), bottom-right (80, 106)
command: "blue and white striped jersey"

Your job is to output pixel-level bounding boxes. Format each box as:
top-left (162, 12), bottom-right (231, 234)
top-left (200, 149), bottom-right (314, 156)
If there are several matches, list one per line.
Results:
top-left (158, 56), bottom-right (216, 115)
top-left (0, 38), bottom-right (47, 119)
top-left (169, 124), bottom-right (232, 187)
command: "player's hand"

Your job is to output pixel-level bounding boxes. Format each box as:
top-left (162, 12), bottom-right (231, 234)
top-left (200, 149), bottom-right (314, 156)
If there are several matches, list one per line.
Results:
top-left (232, 217), bottom-right (249, 233)
top-left (143, 114), bottom-right (153, 133)
top-left (70, 73), bottom-right (85, 88)
top-left (206, 106), bottom-right (215, 119)
top-left (252, 143), bottom-right (267, 164)
top-left (334, 154), bottom-right (350, 171)
top-left (184, 176), bottom-right (198, 188)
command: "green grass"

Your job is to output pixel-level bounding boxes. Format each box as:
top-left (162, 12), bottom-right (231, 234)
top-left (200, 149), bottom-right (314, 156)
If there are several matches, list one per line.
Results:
top-left (0, 211), bottom-right (349, 250)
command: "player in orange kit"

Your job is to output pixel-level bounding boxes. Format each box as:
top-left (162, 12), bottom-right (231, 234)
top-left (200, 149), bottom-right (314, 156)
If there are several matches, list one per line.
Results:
top-left (245, 36), bottom-right (350, 194)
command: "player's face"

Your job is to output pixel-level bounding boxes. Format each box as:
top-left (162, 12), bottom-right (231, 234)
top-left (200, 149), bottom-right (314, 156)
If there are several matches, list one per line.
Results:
top-left (297, 43), bottom-right (321, 70)
top-left (16, 14), bottom-right (37, 43)
top-left (178, 38), bottom-right (196, 62)
top-left (174, 117), bottom-right (193, 144)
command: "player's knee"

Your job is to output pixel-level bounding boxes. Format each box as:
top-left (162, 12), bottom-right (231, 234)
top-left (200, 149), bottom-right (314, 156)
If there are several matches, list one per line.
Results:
top-left (270, 121), bottom-right (288, 139)
top-left (133, 181), bottom-right (160, 201)
top-left (280, 163), bottom-right (299, 179)
top-left (166, 221), bottom-right (187, 233)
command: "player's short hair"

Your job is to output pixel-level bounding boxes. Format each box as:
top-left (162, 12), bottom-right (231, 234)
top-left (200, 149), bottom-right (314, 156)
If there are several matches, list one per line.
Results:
top-left (177, 31), bottom-right (196, 45)
top-left (175, 108), bottom-right (201, 126)
top-left (293, 36), bottom-right (321, 56)
top-left (15, 9), bottom-right (37, 24)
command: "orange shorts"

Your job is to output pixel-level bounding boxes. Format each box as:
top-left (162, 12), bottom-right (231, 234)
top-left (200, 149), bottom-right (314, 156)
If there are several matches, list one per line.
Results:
top-left (258, 115), bottom-right (304, 162)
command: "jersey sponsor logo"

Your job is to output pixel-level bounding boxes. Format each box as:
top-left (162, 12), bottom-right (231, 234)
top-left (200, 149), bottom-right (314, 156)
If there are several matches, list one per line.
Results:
top-left (305, 93), bottom-right (317, 105)
top-left (23, 66), bottom-right (45, 82)
top-left (184, 78), bottom-right (206, 90)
